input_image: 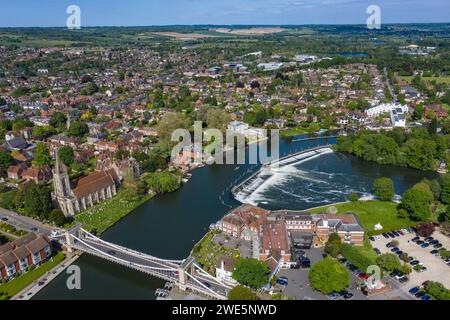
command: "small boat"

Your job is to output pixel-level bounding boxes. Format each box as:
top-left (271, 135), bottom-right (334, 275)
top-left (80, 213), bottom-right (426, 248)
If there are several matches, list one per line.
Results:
top-left (234, 166), bottom-right (240, 171)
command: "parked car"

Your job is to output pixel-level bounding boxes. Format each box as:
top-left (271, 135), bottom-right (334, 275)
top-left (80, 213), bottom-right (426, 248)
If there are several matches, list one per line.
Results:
top-left (328, 292), bottom-right (342, 300)
top-left (387, 232), bottom-right (396, 238)
top-left (359, 272), bottom-right (369, 280)
top-left (415, 291), bottom-right (426, 298)
top-left (386, 243), bottom-right (393, 248)
top-left (421, 295), bottom-right (431, 301)
top-left (410, 260), bottom-right (420, 266)
top-left (433, 243), bottom-right (442, 249)
top-left (421, 243), bottom-right (430, 248)
top-left (369, 236), bottom-right (376, 242)
top-left (411, 236), bottom-right (420, 242)
top-left (340, 290), bottom-right (353, 300)
top-left (416, 240), bottom-right (424, 245)
top-left (424, 236), bottom-right (433, 242)
top-left (430, 249), bottom-right (439, 255)
top-left (409, 287), bottom-right (420, 295)
top-left (373, 248), bottom-right (381, 255)
top-left (394, 273), bottom-right (405, 280)
top-left (399, 276), bottom-right (409, 283)
top-left (382, 233), bottom-right (389, 239)
top-left (391, 247), bottom-right (400, 253)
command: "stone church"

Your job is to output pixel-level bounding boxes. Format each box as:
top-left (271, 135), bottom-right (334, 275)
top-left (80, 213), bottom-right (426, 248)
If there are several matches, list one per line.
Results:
top-left (52, 155), bottom-right (119, 216)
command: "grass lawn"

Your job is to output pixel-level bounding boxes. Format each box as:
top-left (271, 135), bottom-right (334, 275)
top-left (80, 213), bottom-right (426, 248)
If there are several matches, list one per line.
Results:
top-left (0, 252), bottom-right (66, 299)
top-left (192, 231), bottom-right (240, 275)
top-left (280, 128), bottom-right (309, 137)
top-left (397, 75), bottom-right (450, 84)
top-left (309, 200), bottom-right (420, 235)
top-left (68, 191), bottom-right (153, 235)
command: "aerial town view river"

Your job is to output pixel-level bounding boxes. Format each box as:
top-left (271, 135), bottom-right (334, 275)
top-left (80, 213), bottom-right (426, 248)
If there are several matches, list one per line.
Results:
top-left (34, 135), bottom-right (436, 299)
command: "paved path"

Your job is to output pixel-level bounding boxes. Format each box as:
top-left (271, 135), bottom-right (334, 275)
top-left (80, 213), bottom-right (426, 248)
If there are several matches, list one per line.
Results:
top-left (12, 253), bottom-right (81, 300)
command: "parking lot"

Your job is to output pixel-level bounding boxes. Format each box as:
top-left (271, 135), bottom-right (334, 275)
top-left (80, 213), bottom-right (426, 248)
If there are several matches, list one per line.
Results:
top-left (370, 229), bottom-right (450, 293)
top-left (277, 247), bottom-right (368, 300)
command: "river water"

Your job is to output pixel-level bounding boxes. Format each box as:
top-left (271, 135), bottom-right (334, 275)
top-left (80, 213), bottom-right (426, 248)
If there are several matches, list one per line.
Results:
top-left (34, 136), bottom-right (436, 299)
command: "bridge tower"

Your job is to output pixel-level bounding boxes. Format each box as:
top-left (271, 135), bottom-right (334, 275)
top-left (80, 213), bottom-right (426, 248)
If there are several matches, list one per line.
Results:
top-left (178, 256), bottom-right (195, 291)
top-left (64, 230), bottom-right (73, 253)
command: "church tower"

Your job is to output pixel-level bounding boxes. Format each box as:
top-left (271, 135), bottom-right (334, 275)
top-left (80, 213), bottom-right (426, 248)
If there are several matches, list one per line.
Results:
top-left (53, 152), bottom-right (71, 198)
top-left (52, 150), bottom-right (76, 216)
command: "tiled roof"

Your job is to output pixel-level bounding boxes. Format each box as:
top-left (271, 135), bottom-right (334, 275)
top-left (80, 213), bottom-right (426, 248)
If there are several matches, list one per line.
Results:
top-left (72, 170), bottom-right (117, 199)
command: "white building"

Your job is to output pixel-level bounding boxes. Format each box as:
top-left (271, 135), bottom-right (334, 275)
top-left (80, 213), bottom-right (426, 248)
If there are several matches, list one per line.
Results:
top-left (215, 257), bottom-right (238, 285)
top-left (390, 107), bottom-right (407, 127)
top-left (365, 103), bottom-right (408, 118)
top-left (227, 121), bottom-right (265, 138)
top-left (257, 62), bottom-right (283, 71)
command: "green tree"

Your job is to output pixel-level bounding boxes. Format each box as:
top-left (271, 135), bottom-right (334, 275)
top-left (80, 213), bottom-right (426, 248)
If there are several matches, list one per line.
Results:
top-left (401, 188), bottom-right (432, 221)
top-left (440, 174), bottom-right (450, 205)
top-left (23, 182), bottom-right (52, 220)
top-left (49, 209), bottom-right (66, 226)
top-left (403, 138), bottom-right (436, 171)
top-left (58, 146), bottom-right (74, 166)
top-left (33, 142), bottom-right (51, 168)
top-left (228, 285), bottom-right (258, 300)
top-left (67, 121), bottom-right (89, 137)
top-left (49, 112), bottom-right (67, 131)
top-left (232, 258), bottom-right (270, 289)
top-left (143, 172), bottom-right (180, 194)
top-left (349, 192), bottom-right (359, 202)
top-left (308, 257), bottom-right (349, 294)
top-left (205, 107), bottom-right (231, 132)
top-left (0, 150), bottom-right (13, 172)
top-left (373, 177), bottom-right (395, 201)
top-left (376, 253), bottom-right (401, 272)
top-left (156, 113), bottom-right (192, 145)
top-left (428, 118), bottom-right (438, 136)
top-left (325, 233), bottom-right (342, 257)
top-left (424, 281), bottom-right (450, 300)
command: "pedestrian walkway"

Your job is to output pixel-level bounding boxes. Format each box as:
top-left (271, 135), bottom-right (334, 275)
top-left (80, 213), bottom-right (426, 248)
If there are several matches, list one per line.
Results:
top-left (12, 253), bottom-right (80, 300)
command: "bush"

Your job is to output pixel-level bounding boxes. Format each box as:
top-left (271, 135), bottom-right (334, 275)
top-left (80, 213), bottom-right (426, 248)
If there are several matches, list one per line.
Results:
top-left (349, 193), bottom-right (359, 202)
top-left (376, 253), bottom-right (401, 272)
top-left (424, 281), bottom-right (450, 300)
top-left (397, 209), bottom-right (409, 219)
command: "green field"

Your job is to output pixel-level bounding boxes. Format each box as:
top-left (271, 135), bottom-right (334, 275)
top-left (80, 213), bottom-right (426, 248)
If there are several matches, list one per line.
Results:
top-left (280, 128), bottom-right (309, 137)
top-left (68, 191), bottom-right (153, 235)
top-left (309, 200), bottom-right (420, 235)
top-left (398, 75), bottom-right (450, 84)
top-left (0, 252), bottom-right (65, 299)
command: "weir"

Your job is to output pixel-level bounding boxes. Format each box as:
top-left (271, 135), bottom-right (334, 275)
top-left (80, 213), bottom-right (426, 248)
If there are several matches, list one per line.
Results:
top-left (231, 145), bottom-right (333, 198)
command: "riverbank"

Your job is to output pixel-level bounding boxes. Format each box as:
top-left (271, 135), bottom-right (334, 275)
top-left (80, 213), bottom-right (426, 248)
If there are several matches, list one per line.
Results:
top-left (11, 253), bottom-right (80, 300)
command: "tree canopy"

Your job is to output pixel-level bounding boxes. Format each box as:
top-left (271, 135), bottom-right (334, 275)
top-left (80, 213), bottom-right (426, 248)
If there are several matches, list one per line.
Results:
top-left (308, 257), bottom-right (349, 294)
top-left (374, 177), bottom-right (395, 201)
top-left (232, 258), bottom-right (270, 289)
top-left (228, 285), bottom-right (258, 300)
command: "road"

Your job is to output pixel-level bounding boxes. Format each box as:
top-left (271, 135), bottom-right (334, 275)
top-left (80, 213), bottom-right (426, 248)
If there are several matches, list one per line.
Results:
top-left (0, 207), bottom-right (54, 235)
top-left (384, 67), bottom-right (397, 103)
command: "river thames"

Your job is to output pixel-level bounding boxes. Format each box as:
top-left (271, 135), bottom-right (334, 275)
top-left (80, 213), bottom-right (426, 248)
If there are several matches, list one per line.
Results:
top-left (34, 136), bottom-right (436, 299)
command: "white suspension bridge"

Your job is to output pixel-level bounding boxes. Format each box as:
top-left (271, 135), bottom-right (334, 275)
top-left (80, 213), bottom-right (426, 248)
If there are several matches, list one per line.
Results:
top-left (56, 225), bottom-right (232, 299)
